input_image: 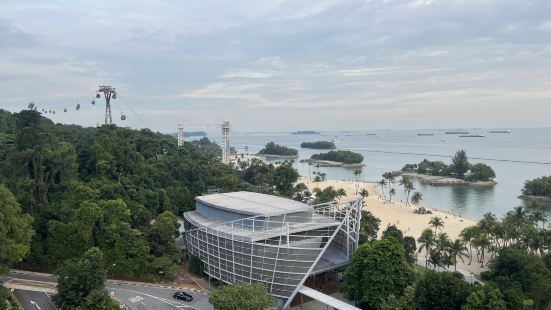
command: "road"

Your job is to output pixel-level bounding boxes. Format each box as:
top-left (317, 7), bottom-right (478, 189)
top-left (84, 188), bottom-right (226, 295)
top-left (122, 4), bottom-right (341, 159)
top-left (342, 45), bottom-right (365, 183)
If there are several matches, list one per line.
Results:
top-left (1, 271), bottom-right (213, 310)
top-left (12, 289), bottom-right (56, 310)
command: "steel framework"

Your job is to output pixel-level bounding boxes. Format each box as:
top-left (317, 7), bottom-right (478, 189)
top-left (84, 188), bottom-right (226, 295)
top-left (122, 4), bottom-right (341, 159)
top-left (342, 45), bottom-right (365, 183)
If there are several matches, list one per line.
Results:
top-left (183, 198), bottom-right (362, 309)
top-left (178, 123), bottom-right (184, 147)
top-left (221, 120), bottom-right (230, 164)
top-left (97, 85), bottom-right (117, 125)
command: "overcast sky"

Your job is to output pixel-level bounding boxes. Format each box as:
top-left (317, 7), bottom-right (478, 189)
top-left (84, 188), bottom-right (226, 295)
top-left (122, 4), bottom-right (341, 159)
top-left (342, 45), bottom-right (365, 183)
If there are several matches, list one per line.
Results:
top-left (1, 0), bottom-right (550, 132)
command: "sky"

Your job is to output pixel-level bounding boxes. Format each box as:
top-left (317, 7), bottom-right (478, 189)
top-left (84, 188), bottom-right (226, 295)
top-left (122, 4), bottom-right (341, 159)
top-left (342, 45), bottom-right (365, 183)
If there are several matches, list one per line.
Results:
top-left (1, 0), bottom-right (550, 132)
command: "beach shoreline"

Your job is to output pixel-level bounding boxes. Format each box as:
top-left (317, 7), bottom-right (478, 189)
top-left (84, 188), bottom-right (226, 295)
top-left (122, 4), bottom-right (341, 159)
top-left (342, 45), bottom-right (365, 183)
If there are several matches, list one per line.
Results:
top-left (299, 177), bottom-right (487, 275)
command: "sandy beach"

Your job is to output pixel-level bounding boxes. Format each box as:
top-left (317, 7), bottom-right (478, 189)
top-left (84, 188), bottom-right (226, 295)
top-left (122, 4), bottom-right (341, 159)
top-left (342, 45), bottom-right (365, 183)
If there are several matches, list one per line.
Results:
top-left (300, 177), bottom-right (487, 275)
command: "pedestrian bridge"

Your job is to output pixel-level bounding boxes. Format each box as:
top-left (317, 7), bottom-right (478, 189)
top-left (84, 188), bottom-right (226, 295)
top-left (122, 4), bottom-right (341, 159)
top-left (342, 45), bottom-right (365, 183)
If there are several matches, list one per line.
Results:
top-left (296, 286), bottom-right (361, 310)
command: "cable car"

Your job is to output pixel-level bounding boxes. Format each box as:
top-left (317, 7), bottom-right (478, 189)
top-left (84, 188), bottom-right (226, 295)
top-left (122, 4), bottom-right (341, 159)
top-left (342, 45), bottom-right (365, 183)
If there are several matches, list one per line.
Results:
top-left (91, 100), bottom-right (95, 105)
top-left (64, 108), bottom-right (67, 113)
top-left (44, 110), bottom-right (48, 114)
top-left (112, 94), bottom-right (117, 99)
top-left (52, 111), bottom-right (56, 114)
top-left (121, 114), bottom-right (126, 121)
top-left (96, 93), bottom-right (100, 98)
top-left (76, 104), bottom-right (81, 110)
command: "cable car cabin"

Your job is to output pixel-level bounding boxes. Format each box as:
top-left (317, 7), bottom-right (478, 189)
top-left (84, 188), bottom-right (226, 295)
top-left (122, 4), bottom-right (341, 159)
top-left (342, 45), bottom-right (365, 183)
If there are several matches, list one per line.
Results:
top-left (112, 94), bottom-right (117, 99)
top-left (52, 111), bottom-right (55, 114)
top-left (96, 93), bottom-right (100, 98)
top-left (64, 108), bottom-right (67, 112)
top-left (76, 104), bottom-right (81, 110)
top-left (91, 100), bottom-right (95, 105)
top-left (121, 115), bottom-right (126, 121)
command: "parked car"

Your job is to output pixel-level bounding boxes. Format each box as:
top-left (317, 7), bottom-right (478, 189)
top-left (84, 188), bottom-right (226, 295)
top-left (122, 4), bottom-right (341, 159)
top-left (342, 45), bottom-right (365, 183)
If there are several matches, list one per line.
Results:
top-left (173, 291), bottom-right (193, 302)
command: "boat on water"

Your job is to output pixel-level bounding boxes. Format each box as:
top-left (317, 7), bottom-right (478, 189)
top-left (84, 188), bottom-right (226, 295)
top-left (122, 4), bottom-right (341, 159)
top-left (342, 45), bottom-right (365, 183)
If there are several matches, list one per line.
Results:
top-left (459, 134), bottom-right (485, 138)
top-left (489, 129), bottom-right (512, 133)
top-left (445, 130), bottom-right (469, 134)
top-left (417, 133), bottom-right (435, 136)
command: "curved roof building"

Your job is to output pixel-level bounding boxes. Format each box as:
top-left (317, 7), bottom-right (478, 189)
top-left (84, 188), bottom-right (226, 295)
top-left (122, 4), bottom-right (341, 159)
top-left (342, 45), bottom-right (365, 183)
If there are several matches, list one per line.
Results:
top-left (182, 191), bottom-right (362, 309)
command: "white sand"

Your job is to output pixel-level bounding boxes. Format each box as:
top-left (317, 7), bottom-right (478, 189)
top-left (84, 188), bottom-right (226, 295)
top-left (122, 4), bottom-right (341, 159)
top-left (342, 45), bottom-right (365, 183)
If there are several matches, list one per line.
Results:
top-left (300, 178), bottom-right (487, 275)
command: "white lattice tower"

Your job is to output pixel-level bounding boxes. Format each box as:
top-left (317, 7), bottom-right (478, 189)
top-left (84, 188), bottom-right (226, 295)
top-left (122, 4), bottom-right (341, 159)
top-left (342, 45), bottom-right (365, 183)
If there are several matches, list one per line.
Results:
top-left (177, 123), bottom-right (184, 147)
top-left (221, 120), bottom-right (231, 164)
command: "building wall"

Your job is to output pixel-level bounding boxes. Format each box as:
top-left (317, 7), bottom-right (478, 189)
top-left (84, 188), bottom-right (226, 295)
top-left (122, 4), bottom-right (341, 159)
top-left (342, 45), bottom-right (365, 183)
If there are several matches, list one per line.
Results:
top-left (185, 223), bottom-right (325, 299)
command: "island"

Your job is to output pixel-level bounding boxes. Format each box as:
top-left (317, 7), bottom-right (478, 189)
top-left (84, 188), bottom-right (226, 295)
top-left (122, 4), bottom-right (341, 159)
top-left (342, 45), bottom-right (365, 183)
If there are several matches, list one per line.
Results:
top-left (291, 130), bottom-right (320, 135)
top-left (400, 150), bottom-right (496, 186)
top-left (257, 142), bottom-right (298, 158)
top-left (300, 150), bottom-right (364, 168)
top-left (184, 131), bottom-right (207, 137)
top-left (300, 141), bottom-right (336, 149)
top-left (520, 176), bottom-right (551, 202)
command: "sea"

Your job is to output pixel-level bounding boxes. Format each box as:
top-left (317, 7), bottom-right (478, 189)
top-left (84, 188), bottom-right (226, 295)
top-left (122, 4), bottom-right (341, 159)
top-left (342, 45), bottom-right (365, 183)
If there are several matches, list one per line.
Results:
top-left (206, 128), bottom-right (551, 220)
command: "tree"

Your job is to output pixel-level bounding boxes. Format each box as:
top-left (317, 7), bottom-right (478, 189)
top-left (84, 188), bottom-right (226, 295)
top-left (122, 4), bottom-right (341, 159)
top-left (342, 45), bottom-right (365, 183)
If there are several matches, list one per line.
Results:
top-left (378, 179), bottom-right (387, 200)
top-left (449, 239), bottom-right (469, 271)
top-left (399, 177), bottom-right (415, 207)
top-left (82, 289), bottom-right (119, 310)
top-left (353, 169), bottom-right (362, 194)
top-left (418, 229), bottom-right (435, 268)
top-left (462, 284), bottom-right (507, 310)
top-left (468, 163), bottom-right (496, 182)
top-left (452, 150), bottom-right (470, 178)
top-left (486, 247), bottom-right (551, 309)
top-left (0, 185), bottom-right (33, 274)
top-left (341, 238), bottom-right (415, 309)
top-left (209, 282), bottom-right (273, 310)
top-left (54, 247), bottom-right (116, 309)
top-left (429, 216), bottom-right (445, 234)
top-left (414, 271), bottom-right (472, 310)
top-left (389, 188), bottom-right (396, 203)
top-left (273, 162), bottom-right (299, 197)
top-left (411, 192), bottom-right (422, 207)
top-left (360, 210), bottom-right (380, 240)
top-left (147, 211), bottom-right (180, 257)
top-left (359, 188), bottom-right (369, 198)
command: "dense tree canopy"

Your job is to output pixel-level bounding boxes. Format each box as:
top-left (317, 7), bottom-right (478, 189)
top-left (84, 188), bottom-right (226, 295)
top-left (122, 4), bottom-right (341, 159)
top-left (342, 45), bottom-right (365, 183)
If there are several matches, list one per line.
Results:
top-left (0, 185), bottom-right (33, 274)
top-left (414, 271), bottom-right (472, 310)
top-left (209, 282), bottom-right (273, 310)
top-left (258, 142), bottom-right (298, 156)
top-left (300, 141), bottom-right (336, 149)
top-left (341, 238), bottom-right (415, 309)
top-left (522, 175), bottom-right (551, 198)
top-left (310, 150), bottom-right (363, 164)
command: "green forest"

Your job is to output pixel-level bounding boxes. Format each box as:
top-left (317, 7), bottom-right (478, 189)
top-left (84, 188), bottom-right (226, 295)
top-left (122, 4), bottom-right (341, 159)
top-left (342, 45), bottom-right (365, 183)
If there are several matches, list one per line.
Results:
top-left (0, 109), bottom-right (307, 283)
top-left (300, 141), bottom-right (336, 149)
top-left (522, 176), bottom-right (551, 198)
top-left (257, 142), bottom-right (298, 156)
top-left (310, 150), bottom-right (364, 164)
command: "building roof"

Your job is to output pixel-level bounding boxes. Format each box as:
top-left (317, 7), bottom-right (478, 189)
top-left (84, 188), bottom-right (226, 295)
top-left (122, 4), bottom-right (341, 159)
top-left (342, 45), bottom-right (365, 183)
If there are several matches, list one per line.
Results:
top-left (195, 191), bottom-right (312, 216)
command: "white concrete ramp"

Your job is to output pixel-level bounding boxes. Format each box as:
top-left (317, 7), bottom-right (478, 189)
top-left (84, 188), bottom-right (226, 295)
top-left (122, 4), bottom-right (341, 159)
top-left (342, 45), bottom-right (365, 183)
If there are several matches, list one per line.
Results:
top-left (297, 286), bottom-right (361, 310)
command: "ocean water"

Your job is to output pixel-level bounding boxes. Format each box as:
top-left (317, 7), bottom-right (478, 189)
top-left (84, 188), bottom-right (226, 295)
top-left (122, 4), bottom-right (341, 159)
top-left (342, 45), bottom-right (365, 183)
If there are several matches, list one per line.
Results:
top-left (211, 128), bottom-right (551, 220)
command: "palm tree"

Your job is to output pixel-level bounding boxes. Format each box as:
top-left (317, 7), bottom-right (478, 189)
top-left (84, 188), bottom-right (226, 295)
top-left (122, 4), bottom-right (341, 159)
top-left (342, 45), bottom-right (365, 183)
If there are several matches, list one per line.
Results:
top-left (389, 188), bottom-right (396, 203)
top-left (353, 169), bottom-right (362, 195)
top-left (378, 179), bottom-right (387, 200)
top-left (337, 188), bottom-right (347, 198)
top-left (460, 226), bottom-right (480, 265)
top-left (359, 188), bottom-right (369, 199)
top-left (383, 172), bottom-right (395, 198)
top-left (399, 177), bottom-right (415, 207)
top-left (418, 229), bottom-right (435, 268)
top-left (411, 192), bottom-right (422, 207)
top-left (448, 239), bottom-right (469, 271)
top-left (429, 217), bottom-right (444, 235)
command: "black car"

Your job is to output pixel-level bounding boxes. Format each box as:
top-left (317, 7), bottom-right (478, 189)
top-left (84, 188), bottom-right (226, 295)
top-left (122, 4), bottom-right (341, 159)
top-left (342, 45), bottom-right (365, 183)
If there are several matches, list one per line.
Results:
top-left (173, 291), bottom-right (193, 302)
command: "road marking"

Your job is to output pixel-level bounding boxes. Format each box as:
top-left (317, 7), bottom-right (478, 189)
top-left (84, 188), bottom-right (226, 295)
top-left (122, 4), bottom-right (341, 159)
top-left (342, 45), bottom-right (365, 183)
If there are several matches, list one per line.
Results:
top-left (129, 296), bottom-right (144, 303)
top-left (109, 288), bottom-right (200, 310)
top-left (31, 300), bottom-right (41, 309)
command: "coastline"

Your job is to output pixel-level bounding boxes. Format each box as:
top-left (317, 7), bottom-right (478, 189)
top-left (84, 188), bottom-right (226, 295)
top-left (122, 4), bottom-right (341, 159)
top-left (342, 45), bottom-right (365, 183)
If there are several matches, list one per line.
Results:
top-left (299, 159), bottom-right (365, 168)
top-left (518, 194), bottom-right (551, 203)
top-left (299, 177), bottom-right (487, 275)
top-left (401, 172), bottom-right (497, 187)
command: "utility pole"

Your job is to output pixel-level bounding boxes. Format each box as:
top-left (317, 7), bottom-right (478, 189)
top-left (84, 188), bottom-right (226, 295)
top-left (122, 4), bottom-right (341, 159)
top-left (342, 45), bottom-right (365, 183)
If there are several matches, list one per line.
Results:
top-left (221, 120), bottom-right (230, 164)
top-left (177, 123), bottom-right (184, 147)
top-left (96, 85), bottom-right (117, 125)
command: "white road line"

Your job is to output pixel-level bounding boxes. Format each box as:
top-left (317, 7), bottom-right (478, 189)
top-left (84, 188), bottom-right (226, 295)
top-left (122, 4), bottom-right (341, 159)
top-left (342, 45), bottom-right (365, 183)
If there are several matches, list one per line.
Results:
top-left (109, 288), bottom-right (200, 310)
top-left (30, 300), bottom-right (41, 309)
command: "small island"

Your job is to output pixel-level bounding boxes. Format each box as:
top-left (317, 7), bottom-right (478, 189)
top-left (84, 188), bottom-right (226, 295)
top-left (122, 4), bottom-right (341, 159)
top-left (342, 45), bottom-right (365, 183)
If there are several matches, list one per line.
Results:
top-left (520, 176), bottom-right (551, 202)
top-left (301, 150), bottom-right (364, 168)
top-left (291, 130), bottom-right (320, 135)
top-left (300, 141), bottom-right (336, 149)
top-left (400, 150), bottom-right (496, 186)
top-left (257, 142), bottom-right (298, 158)
top-left (184, 131), bottom-right (207, 137)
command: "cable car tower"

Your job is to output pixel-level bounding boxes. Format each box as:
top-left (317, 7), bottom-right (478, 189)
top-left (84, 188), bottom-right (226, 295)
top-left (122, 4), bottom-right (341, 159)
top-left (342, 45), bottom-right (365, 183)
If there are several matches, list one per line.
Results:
top-left (221, 120), bottom-right (231, 164)
top-left (177, 123), bottom-right (184, 147)
top-left (96, 85), bottom-right (118, 125)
